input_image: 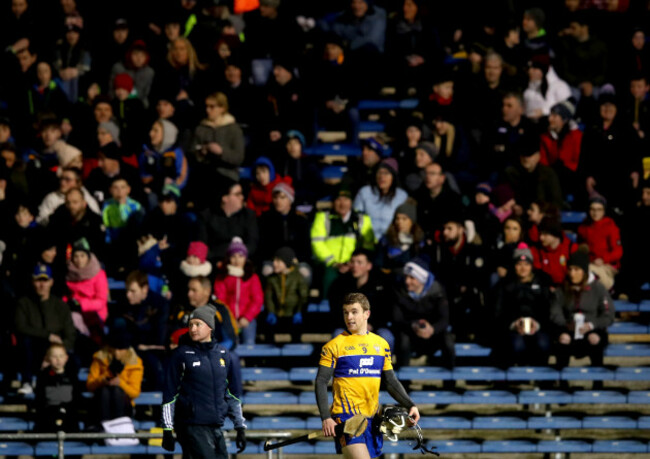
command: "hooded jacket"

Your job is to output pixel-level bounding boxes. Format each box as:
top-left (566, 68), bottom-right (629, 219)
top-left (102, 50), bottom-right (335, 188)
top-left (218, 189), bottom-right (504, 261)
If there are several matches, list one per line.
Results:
top-left (577, 216), bottom-right (623, 268)
top-left (540, 121), bottom-right (583, 172)
top-left (532, 237), bottom-right (577, 285)
top-left (162, 340), bottom-right (245, 429)
top-left (213, 268), bottom-right (264, 322)
top-left (393, 276), bottom-right (449, 335)
top-left (86, 347), bottom-right (143, 402)
top-left (66, 253), bottom-right (109, 323)
top-left (264, 267), bottom-right (308, 317)
top-left (191, 114), bottom-right (245, 182)
top-left (523, 66), bottom-right (572, 118)
top-left (139, 119), bottom-right (188, 189)
top-left (246, 156), bottom-right (290, 217)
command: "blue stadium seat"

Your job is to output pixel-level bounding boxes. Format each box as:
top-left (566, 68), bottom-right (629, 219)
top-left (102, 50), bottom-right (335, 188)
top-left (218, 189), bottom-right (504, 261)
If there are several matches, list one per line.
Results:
top-left (410, 391), bottom-right (463, 405)
top-left (613, 300), bottom-right (639, 312)
top-left (639, 416), bottom-right (650, 429)
top-left (279, 443), bottom-right (315, 454)
top-left (482, 440), bottom-right (536, 453)
top-left (399, 99), bottom-right (419, 109)
top-left (147, 443), bottom-right (183, 454)
top-left (606, 343), bottom-right (650, 357)
top-left (237, 344), bottom-right (282, 357)
top-left (281, 344), bottom-right (314, 357)
top-left (133, 420), bottom-right (156, 430)
top-left (561, 367), bottom-right (615, 380)
top-left (0, 417), bottom-right (29, 431)
top-left (452, 367), bottom-right (505, 381)
top-left (0, 443), bottom-right (34, 455)
top-left (627, 391), bottom-right (650, 404)
top-left (378, 391), bottom-right (392, 405)
top-left (616, 367), bottom-right (650, 381)
top-left (134, 392), bottom-right (162, 405)
top-left (248, 417), bottom-right (306, 430)
top-left (609, 322), bottom-right (649, 334)
top-left (315, 441), bottom-right (336, 454)
top-left (572, 390), bottom-right (626, 404)
top-left (518, 390), bottom-right (572, 404)
top-left (537, 440), bottom-right (591, 453)
top-left (454, 343), bottom-right (492, 357)
top-left (241, 367), bottom-right (288, 381)
top-left (304, 144), bottom-right (361, 157)
top-left (640, 299), bottom-right (650, 312)
top-left (238, 167), bottom-right (252, 181)
top-left (35, 442), bottom-right (92, 455)
top-left (397, 366), bottom-right (452, 381)
top-left (288, 367), bottom-right (318, 382)
top-left (383, 440), bottom-right (420, 454)
top-left (582, 416), bottom-right (637, 429)
top-left (222, 418), bottom-right (234, 431)
top-left (358, 100), bottom-right (400, 110)
top-left (307, 417), bottom-right (324, 430)
top-left (358, 121), bottom-right (386, 133)
top-left (592, 440), bottom-right (648, 453)
top-left (506, 367), bottom-right (559, 381)
top-left (462, 391), bottom-right (517, 404)
top-left (472, 416), bottom-right (527, 429)
top-left (561, 211), bottom-right (586, 224)
top-left (107, 278), bottom-right (125, 290)
top-left (320, 166), bottom-right (347, 181)
top-left (78, 367), bottom-right (89, 381)
top-left (419, 416), bottom-right (471, 429)
top-left (298, 392), bottom-right (332, 405)
top-left (245, 392), bottom-right (299, 405)
top-left (91, 444), bottom-right (149, 455)
top-left (528, 416), bottom-right (581, 429)
top-left (428, 440), bottom-right (481, 453)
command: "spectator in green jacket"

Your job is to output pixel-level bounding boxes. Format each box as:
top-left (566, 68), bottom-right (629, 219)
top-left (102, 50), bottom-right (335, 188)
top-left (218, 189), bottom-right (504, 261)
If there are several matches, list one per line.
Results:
top-left (263, 247), bottom-right (308, 343)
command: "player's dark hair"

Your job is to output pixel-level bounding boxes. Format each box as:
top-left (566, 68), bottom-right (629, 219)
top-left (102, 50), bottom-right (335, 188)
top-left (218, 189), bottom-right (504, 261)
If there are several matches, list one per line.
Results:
top-left (343, 292), bottom-right (370, 311)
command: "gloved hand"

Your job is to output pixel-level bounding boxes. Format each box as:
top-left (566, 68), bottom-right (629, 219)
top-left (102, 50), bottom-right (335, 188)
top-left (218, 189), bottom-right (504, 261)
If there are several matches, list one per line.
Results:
top-left (292, 312), bottom-right (303, 325)
top-left (162, 429), bottom-right (175, 452)
top-left (266, 313), bottom-right (277, 325)
top-left (235, 428), bottom-right (246, 453)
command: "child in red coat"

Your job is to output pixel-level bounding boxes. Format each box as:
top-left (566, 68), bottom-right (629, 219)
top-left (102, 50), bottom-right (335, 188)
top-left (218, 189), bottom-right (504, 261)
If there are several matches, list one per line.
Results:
top-left (577, 196), bottom-right (622, 290)
top-left (213, 237), bottom-right (263, 344)
top-left (246, 156), bottom-right (291, 217)
top-left (532, 218), bottom-right (576, 285)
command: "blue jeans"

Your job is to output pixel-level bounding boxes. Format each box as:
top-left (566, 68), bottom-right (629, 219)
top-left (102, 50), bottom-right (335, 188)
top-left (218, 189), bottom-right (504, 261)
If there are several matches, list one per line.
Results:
top-left (240, 319), bottom-right (257, 345)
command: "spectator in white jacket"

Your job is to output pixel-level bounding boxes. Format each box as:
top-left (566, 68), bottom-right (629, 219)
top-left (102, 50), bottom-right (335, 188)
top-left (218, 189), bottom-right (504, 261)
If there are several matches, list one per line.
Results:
top-left (37, 168), bottom-right (100, 225)
top-left (523, 55), bottom-right (572, 121)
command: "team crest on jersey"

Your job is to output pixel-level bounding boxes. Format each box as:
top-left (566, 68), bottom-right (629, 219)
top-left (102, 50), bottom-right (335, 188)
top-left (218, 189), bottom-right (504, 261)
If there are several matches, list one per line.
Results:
top-left (560, 255), bottom-right (566, 266)
top-left (374, 345), bottom-right (380, 353)
top-left (219, 359), bottom-right (226, 367)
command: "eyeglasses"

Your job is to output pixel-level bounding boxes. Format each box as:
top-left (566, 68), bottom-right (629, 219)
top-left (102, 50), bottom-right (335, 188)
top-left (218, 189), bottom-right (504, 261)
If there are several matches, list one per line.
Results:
top-left (60, 176), bottom-right (75, 182)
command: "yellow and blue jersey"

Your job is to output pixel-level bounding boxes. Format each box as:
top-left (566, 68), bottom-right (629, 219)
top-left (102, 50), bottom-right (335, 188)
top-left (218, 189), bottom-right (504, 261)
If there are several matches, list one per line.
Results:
top-left (319, 331), bottom-right (392, 418)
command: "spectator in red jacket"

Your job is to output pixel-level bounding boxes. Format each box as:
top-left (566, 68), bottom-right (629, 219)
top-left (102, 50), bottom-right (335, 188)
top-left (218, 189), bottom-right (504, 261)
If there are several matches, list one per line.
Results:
top-left (246, 156), bottom-right (291, 217)
top-left (213, 237), bottom-right (263, 344)
top-left (526, 201), bottom-right (560, 247)
top-left (577, 196), bottom-right (622, 290)
top-left (532, 217), bottom-right (576, 285)
top-left (540, 100), bottom-right (583, 200)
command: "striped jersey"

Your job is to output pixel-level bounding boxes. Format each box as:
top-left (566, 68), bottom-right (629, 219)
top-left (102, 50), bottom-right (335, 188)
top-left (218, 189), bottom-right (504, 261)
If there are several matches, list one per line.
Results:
top-left (319, 331), bottom-right (392, 417)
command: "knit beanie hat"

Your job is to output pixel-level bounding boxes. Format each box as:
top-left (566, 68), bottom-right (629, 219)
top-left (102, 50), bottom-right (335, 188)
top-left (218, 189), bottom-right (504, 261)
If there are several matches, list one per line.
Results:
top-left (274, 246), bottom-right (296, 267)
top-left (363, 137), bottom-right (388, 157)
top-left (72, 237), bottom-right (91, 255)
top-left (272, 182), bottom-right (295, 203)
top-left (568, 249), bottom-right (590, 274)
top-left (53, 141), bottom-right (82, 168)
top-left (528, 53), bottom-right (550, 74)
top-left (395, 200), bottom-right (417, 224)
top-left (187, 241), bottom-right (208, 264)
top-left (286, 130), bottom-right (306, 147)
top-left (189, 305), bottom-right (215, 330)
top-left (98, 122), bottom-right (121, 144)
top-left (524, 7), bottom-right (546, 28)
top-left (476, 182), bottom-right (492, 197)
top-left (550, 100), bottom-right (576, 121)
top-left (589, 194), bottom-right (607, 208)
top-left (415, 141), bottom-right (439, 162)
top-left (403, 257), bottom-right (431, 285)
top-left (114, 73), bottom-right (134, 93)
top-left (379, 157), bottom-right (399, 175)
top-left (227, 237), bottom-right (248, 258)
top-left (513, 242), bottom-right (533, 264)
top-left (539, 217), bottom-right (563, 240)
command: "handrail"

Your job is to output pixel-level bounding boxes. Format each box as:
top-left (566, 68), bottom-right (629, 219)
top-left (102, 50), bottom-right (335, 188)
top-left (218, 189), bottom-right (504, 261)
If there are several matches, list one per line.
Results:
top-left (0, 430), bottom-right (293, 459)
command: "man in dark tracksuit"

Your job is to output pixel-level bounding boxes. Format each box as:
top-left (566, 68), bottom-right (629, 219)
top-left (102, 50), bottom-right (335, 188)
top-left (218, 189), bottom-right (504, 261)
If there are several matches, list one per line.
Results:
top-left (162, 306), bottom-right (246, 459)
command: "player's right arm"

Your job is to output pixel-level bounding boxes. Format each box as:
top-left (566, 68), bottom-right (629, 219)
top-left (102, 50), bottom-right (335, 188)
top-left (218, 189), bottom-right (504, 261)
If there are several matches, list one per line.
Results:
top-left (315, 365), bottom-right (336, 436)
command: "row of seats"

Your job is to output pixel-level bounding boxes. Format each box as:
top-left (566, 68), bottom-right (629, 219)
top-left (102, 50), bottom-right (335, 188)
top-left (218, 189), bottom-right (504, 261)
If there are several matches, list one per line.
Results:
top-left (261, 365), bottom-right (650, 382)
top-left (2, 439), bottom-right (649, 455)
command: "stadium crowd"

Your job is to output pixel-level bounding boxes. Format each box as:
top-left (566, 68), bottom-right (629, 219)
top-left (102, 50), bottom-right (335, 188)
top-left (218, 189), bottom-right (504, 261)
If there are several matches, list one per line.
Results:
top-left (1, 0), bottom-right (650, 432)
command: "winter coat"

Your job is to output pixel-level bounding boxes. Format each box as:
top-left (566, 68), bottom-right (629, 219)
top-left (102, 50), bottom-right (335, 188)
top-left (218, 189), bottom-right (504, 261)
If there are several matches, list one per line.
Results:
top-left (532, 237), bottom-right (577, 285)
top-left (540, 124), bottom-right (583, 172)
top-left (14, 294), bottom-right (76, 349)
top-left (494, 273), bottom-right (554, 332)
top-left (393, 278), bottom-right (449, 334)
top-left (264, 268), bottom-right (308, 317)
top-left (257, 208), bottom-right (311, 263)
top-left (353, 185), bottom-right (408, 241)
top-left (551, 273), bottom-right (615, 334)
top-left (37, 187), bottom-right (100, 225)
top-left (198, 206), bottom-right (259, 262)
top-left (577, 216), bottom-right (623, 269)
top-left (213, 269), bottom-right (263, 322)
top-left (246, 157), bottom-right (291, 217)
top-left (523, 67), bottom-right (572, 118)
top-left (191, 114), bottom-right (245, 182)
top-left (162, 340), bottom-right (244, 429)
top-left (86, 348), bottom-right (143, 403)
top-left (66, 254), bottom-right (109, 323)
top-left (320, 5), bottom-right (387, 53)
top-left (109, 62), bottom-right (155, 108)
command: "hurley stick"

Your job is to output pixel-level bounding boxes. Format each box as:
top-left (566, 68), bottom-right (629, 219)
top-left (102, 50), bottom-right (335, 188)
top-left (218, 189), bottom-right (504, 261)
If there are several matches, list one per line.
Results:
top-left (263, 414), bottom-right (367, 451)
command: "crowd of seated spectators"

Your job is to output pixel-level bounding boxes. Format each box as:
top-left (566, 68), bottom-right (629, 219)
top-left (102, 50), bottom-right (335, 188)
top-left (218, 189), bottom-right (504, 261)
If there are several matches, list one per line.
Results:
top-left (1, 0), bottom-right (649, 430)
